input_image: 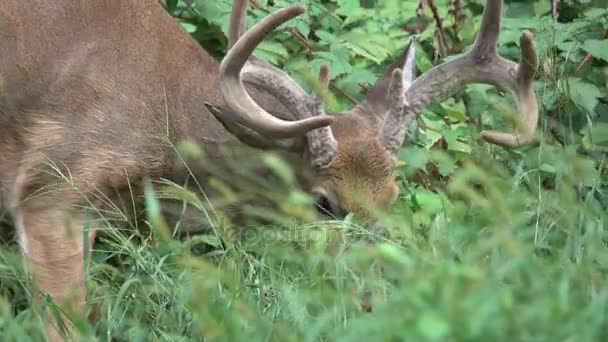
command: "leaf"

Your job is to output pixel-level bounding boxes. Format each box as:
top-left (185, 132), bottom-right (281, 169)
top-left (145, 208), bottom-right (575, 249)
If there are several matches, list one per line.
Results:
top-left (191, 234), bottom-right (223, 248)
top-left (340, 69), bottom-right (377, 88)
top-left (312, 51), bottom-right (352, 78)
top-left (254, 41), bottom-right (289, 65)
top-left (581, 123), bottom-right (608, 148)
top-left (316, 30), bottom-right (338, 44)
top-left (166, 0), bottom-right (178, 11)
top-left (439, 98), bottom-right (468, 122)
top-left (413, 190), bottom-right (444, 216)
top-left (539, 164), bottom-right (557, 174)
top-left (336, 0), bottom-right (360, 13)
top-left (582, 39), bottom-right (608, 63)
top-left (567, 78), bottom-right (602, 114)
top-left (179, 22), bottom-right (197, 33)
top-left (418, 312), bottom-right (450, 339)
top-left (262, 153), bottom-right (295, 185)
top-left (399, 146), bottom-right (429, 170)
top-left (442, 128), bottom-right (472, 154)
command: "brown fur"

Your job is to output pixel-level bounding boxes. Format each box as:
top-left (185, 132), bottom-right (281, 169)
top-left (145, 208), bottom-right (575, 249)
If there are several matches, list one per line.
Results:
top-left (315, 112), bottom-right (399, 217)
top-left (0, 1), bottom-right (410, 340)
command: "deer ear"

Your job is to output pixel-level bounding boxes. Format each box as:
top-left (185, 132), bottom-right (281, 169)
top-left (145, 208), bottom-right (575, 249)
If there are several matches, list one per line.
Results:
top-left (361, 37), bottom-right (417, 114)
top-left (204, 103), bottom-right (304, 151)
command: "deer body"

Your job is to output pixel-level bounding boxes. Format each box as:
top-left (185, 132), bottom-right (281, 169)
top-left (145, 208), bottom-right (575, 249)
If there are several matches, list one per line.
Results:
top-left (0, 1), bottom-right (231, 187)
top-left (1, 0), bottom-right (539, 340)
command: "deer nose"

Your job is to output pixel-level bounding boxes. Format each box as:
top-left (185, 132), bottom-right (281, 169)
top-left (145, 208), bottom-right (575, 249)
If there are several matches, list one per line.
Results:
top-left (313, 191), bottom-right (349, 219)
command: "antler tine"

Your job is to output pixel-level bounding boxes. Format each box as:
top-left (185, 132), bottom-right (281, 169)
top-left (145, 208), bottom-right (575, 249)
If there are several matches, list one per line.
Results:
top-left (229, 0), bottom-right (248, 48)
top-left (381, 0), bottom-right (539, 151)
top-left (480, 31), bottom-right (538, 147)
top-left (219, 4), bottom-right (334, 139)
top-left (381, 39), bottom-right (416, 153)
top-left (318, 64), bottom-right (330, 93)
top-left (308, 64), bottom-right (338, 169)
top-left (471, 0), bottom-right (501, 59)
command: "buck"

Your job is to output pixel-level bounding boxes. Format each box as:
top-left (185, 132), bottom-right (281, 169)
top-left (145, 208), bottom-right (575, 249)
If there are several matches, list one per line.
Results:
top-left (0, 0), bottom-right (538, 340)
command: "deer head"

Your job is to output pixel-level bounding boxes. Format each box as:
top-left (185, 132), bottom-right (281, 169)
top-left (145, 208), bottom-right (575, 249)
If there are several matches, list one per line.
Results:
top-left (207, 0), bottom-right (539, 219)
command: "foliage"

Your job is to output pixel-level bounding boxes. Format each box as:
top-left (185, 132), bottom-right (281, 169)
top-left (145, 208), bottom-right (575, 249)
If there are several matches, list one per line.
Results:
top-left (1, 0), bottom-right (607, 341)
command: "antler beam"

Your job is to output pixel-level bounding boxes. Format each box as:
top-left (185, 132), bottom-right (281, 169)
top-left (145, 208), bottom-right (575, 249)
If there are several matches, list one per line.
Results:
top-left (219, 3), bottom-right (334, 139)
top-left (382, 0), bottom-right (539, 150)
top-left (223, 0), bottom-right (337, 168)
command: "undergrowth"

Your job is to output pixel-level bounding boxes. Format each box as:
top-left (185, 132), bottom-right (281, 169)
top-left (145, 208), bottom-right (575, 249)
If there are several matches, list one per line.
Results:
top-left (1, 0), bottom-right (607, 341)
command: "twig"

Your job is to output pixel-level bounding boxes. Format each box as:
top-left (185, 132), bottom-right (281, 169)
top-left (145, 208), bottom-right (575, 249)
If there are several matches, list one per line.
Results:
top-left (575, 54), bottom-right (594, 75)
top-left (548, 111), bottom-right (565, 146)
top-left (284, 25), bottom-right (359, 105)
top-left (551, 0), bottom-right (558, 22)
top-left (330, 84), bottom-right (359, 105)
top-left (449, 0), bottom-right (465, 33)
top-left (418, 0), bottom-right (449, 57)
top-left (250, 0), bottom-right (264, 10)
top-left (285, 27), bottom-right (314, 53)
top-left (177, 0), bottom-right (194, 18)
top-left (576, 30), bottom-right (607, 74)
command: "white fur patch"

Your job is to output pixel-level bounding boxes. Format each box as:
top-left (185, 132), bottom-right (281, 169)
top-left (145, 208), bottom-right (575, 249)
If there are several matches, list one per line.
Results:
top-left (11, 166), bottom-right (28, 255)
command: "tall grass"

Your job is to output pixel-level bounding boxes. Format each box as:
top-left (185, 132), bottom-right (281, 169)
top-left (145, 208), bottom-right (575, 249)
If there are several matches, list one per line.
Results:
top-left (1, 3), bottom-right (607, 342)
top-left (1, 136), bottom-right (606, 341)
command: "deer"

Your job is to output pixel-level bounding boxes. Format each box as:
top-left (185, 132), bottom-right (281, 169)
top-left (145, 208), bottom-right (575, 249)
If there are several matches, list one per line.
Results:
top-left (0, 0), bottom-right (538, 340)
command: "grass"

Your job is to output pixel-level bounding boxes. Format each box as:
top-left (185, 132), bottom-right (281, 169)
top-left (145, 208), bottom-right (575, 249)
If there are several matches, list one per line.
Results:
top-left (0, 140), bottom-right (606, 341)
top-left (1, 2), bottom-right (607, 341)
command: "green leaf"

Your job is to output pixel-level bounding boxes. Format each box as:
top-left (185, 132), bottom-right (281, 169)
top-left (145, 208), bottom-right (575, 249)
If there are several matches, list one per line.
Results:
top-left (442, 128), bottom-right (472, 154)
top-left (166, 0), bottom-right (178, 11)
top-left (254, 41), bottom-right (289, 65)
top-left (539, 163), bottom-right (557, 174)
top-left (399, 146), bottom-right (429, 170)
top-left (312, 51), bottom-right (352, 78)
top-left (413, 190), bottom-right (444, 216)
top-left (179, 22), bottom-right (197, 33)
top-left (316, 30), bottom-right (338, 44)
top-left (418, 312), bottom-right (450, 340)
top-left (440, 98), bottom-right (468, 122)
top-left (581, 123), bottom-right (608, 148)
top-left (582, 39), bottom-right (608, 63)
top-left (567, 78), bottom-right (602, 114)
top-left (191, 234), bottom-right (223, 248)
top-left (262, 153), bottom-right (295, 185)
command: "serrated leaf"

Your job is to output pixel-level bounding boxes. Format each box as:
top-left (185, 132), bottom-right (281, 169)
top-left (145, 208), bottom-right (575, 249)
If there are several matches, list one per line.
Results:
top-left (399, 146), bottom-right (429, 170)
top-left (440, 98), bottom-right (468, 122)
top-left (582, 123), bottom-right (608, 148)
top-left (341, 69), bottom-right (377, 87)
top-left (442, 129), bottom-right (472, 154)
top-left (413, 190), bottom-right (444, 216)
top-left (436, 157), bottom-right (456, 176)
top-left (567, 78), bottom-right (602, 114)
top-left (312, 51), bottom-right (352, 78)
top-left (582, 39), bottom-right (608, 63)
top-left (254, 41), bottom-right (289, 65)
top-left (316, 30), bottom-right (338, 44)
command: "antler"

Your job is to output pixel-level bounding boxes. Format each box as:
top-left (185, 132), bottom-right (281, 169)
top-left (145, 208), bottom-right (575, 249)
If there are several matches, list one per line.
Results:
top-left (381, 0), bottom-right (538, 150)
top-left (219, 1), bottom-right (333, 138)
top-left (381, 38), bottom-right (417, 153)
top-left (223, 0), bottom-right (337, 169)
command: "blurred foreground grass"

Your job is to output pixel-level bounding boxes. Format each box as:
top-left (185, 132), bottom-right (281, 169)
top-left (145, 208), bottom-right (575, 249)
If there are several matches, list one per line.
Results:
top-left (0, 142), bottom-right (606, 341)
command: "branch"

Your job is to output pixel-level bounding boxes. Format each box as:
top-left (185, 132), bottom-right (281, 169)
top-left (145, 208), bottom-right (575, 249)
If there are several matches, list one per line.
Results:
top-left (551, 0), bottom-right (558, 22)
top-left (418, 0), bottom-right (449, 57)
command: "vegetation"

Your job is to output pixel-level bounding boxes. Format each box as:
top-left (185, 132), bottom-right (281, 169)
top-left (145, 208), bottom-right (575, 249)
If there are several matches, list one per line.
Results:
top-left (1, 0), bottom-right (607, 340)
